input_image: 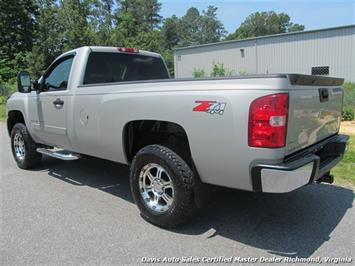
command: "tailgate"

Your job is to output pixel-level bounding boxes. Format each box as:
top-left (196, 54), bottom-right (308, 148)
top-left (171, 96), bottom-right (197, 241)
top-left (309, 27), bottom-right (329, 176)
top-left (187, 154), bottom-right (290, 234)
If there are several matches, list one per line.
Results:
top-left (286, 75), bottom-right (344, 155)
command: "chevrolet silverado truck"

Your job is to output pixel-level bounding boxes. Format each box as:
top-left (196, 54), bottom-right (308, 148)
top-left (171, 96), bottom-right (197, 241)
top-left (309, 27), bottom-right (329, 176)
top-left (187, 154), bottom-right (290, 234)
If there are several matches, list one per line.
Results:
top-left (6, 46), bottom-right (349, 228)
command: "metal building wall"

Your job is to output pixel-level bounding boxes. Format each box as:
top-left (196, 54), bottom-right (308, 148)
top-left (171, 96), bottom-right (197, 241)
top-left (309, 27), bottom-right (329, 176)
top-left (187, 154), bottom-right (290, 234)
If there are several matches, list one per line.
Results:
top-left (174, 25), bottom-right (355, 82)
top-left (174, 40), bottom-right (257, 78)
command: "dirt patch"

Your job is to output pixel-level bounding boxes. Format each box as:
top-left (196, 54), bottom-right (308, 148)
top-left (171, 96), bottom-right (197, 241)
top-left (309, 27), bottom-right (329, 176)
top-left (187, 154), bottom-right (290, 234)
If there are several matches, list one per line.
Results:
top-left (334, 177), bottom-right (355, 190)
top-left (340, 121), bottom-right (355, 135)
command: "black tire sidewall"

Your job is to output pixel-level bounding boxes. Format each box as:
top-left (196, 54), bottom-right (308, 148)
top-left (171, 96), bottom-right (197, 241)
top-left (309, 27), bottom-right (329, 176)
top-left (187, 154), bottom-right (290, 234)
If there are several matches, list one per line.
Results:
top-left (130, 145), bottom-right (195, 228)
top-left (10, 123), bottom-right (41, 169)
top-left (11, 124), bottom-right (28, 167)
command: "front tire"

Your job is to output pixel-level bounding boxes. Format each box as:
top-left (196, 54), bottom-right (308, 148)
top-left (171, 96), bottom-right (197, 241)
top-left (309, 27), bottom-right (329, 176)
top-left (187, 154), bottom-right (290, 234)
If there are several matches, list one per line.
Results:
top-left (130, 145), bottom-right (196, 228)
top-left (11, 123), bottom-right (42, 169)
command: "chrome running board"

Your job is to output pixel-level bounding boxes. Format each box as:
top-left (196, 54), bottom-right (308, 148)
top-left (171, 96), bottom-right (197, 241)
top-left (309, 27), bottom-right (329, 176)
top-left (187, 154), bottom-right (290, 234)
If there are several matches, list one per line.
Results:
top-left (36, 148), bottom-right (80, 161)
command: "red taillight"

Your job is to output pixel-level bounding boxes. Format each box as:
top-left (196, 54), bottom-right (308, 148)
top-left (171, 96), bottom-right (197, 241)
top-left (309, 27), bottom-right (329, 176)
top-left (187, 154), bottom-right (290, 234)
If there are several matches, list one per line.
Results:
top-left (248, 93), bottom-right (289, 148)
top-left (117, 47), bottom-right (139, 53)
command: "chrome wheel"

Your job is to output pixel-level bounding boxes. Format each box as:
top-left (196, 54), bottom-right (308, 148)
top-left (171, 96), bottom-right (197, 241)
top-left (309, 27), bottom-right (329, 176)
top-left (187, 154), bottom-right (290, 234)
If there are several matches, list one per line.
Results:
top-left (13, 133), bottom-right (25, 161)
top-left (139, 163), bottom-right (174, 214)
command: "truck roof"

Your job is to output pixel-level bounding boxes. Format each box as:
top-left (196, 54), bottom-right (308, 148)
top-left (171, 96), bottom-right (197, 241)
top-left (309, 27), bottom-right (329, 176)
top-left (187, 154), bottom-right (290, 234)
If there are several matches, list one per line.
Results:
top-left (61, 46), bottom-right (162, 58)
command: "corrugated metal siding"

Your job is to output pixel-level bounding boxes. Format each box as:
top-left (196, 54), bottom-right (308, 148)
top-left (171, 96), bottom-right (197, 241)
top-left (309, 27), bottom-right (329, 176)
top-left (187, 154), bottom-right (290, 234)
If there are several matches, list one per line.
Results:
top-left (174, 40), bottom-right (257, 78)
top-left (174, 25), bottom-right (355, 82)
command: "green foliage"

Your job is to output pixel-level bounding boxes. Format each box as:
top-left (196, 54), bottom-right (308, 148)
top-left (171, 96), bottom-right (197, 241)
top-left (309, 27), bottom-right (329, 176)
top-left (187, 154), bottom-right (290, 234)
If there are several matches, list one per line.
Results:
top-left (0, 80), bottom-right (17, 97)
top-left (200, 6), bottom-right (227, 44)
top-left (343, 83), bottom-right (355, 110)
top-left (0, 0), bottom-right (307, 81)
top-left (0, 51), bottom-right (16, 82)
top-left (26, 0), bottom-right (63, 78)
top-left (332, 134), bottom-right (355, 184)
top-left (238, 70), bottom-right (250, 75)
top-left (90, 0), bottom-right (114, 46)
top-left (178, 6), bottom-right (226, 47)
top-left (0, 0), bottom-right (38, 82)
top-left (210, 62), bottom-right (233, 77)
top-left (211, 62), bottom-right (226, 77)
top-left (192, 68), bottom-right (206, 78)
top-left (192, 62), bottom-right (234, 78)
top-left (161, 50), bottom-right (174, 77)
top-left (114, 0), bottom-right (162, 38)
top-left (178, 7), bottom-right (202, 46)
top-left (0, 98), bottom-right (6, 121)
top-left (342, 109), bottom-right (354, 121)
top-left (0, 80), bottom-right (17, 120)
top-left (0, 0), bottom-right (38, 58)
top-left (226, 11), bottom-right (305, 40)
top-left (26, 47), bottom-right (47, 79)
top-left (161, 15), bottom-right (180, 49)
top-left (139, 0), bottom-right (163, 31)
top-left (0, 80), bottom-right (16, 120)
top-left (341, 83), bottom-right (355, 121)
top-left (0, 96), bottom-right (6, 105)
top-left (58, 0), bottom-right (94, 50)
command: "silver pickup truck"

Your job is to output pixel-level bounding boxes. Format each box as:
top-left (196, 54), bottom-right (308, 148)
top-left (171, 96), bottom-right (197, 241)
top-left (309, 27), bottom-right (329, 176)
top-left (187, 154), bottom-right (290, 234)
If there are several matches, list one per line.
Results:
top-left (6, 46), bottom-right (349, 228)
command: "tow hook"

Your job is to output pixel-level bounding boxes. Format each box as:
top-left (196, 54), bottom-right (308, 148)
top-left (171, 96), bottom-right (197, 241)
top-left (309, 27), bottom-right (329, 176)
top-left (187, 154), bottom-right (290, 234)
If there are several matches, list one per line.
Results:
top-left (317, 173), bottom-right (334, 184)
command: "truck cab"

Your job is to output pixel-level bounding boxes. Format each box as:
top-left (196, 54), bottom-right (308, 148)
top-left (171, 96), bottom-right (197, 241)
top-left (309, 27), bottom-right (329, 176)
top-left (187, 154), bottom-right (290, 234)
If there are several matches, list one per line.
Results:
top-left (11, 47), bottom-right (170, 153)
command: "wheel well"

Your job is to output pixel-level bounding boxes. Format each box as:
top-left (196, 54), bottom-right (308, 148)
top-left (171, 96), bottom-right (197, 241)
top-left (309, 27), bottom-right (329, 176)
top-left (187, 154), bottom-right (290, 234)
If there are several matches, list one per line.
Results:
top-left (7, 111), bottom-right (25, 136)
top-left (123, 120), bottom-right (192, 165)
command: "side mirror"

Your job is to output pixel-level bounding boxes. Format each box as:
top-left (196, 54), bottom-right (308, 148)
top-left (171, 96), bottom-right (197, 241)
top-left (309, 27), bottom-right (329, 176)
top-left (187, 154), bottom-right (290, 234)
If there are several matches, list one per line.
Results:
top-left (17, 71), bottom-right (31, 93)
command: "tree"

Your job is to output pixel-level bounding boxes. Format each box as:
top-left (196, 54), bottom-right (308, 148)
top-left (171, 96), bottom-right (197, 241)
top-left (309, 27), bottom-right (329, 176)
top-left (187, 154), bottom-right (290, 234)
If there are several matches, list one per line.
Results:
top-left (90, 0), bottom-right (115, 45)
top-left (168, 6), bottom-right (226, 47)
top-left (113, 0), bottom-right (162, 39)
top-left (179, 7), bottom-right (201, 46)
top-left (0, 0), bottom-right (38, 81)
top-left (288, 23), bottom-right (305, 32)
top-left (57, 0), bottom-right (94, 50)
top-left (161, 15), bottom-right (179, 49)
top-left (140, 0), bottom-right (162, 31)
top-left (0, 0), bottom-right (38, 59)
top-left (0, 1), bottom-right (228, 80)
top-left (0, 51), bottom-right (15, 82)
top-left (226, 11), bottom-right (305, 40)
top-left (25, 0), bottom-right (64, 77)
top-left (161, 5), bottom-right (226, 74)
top-left (200, 6), bottom-right (226, 44)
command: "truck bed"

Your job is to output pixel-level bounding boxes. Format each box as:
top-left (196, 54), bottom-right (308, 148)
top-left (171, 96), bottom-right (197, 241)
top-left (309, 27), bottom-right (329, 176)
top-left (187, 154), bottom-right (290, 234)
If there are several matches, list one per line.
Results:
top-left (78, 73), bottom-right (344, 87)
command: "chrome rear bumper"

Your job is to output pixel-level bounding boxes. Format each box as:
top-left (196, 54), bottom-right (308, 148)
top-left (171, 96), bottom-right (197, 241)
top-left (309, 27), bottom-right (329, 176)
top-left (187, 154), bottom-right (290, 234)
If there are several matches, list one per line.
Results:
top-left (251, 134), bottom-right (349, 193)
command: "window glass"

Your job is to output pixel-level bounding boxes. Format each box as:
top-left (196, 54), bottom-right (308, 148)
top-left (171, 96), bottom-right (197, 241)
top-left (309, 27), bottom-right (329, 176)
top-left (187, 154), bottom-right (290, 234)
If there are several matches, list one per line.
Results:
top-left (83, 52), bottom-right (169, 85)
top-left (45, 57), bottom-right (74, 90)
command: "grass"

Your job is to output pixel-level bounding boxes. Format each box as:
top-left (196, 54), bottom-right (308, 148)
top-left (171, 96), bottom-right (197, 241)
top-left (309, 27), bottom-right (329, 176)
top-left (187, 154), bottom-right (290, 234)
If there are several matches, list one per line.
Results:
top-left (332, 134), bottom-right (355, 187)
top-left (0, 96), bottom-right (6, 121)
top-left (343, 82), bottom-right (355, 111)
top-left (0, 80), bottom-right (16, 121)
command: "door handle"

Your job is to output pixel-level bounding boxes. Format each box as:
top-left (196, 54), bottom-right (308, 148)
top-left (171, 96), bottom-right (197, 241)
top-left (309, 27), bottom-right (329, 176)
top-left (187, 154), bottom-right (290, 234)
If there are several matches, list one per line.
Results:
top-left (53, 98), bottom-right (64, 107)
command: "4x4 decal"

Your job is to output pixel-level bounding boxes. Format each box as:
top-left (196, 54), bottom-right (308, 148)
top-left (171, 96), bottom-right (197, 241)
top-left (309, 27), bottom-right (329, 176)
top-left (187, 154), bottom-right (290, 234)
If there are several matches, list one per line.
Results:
top-left (193, 101), bottom-right (226, 115)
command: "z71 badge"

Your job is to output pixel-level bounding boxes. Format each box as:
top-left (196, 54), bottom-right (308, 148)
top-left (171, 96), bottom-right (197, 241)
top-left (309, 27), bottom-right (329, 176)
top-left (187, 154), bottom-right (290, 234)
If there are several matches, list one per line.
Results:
top-left (193, 101), bottom-right (226, 115)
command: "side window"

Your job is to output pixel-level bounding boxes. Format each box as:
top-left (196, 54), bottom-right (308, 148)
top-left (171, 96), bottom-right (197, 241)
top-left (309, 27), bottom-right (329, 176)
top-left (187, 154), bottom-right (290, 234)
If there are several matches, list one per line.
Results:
top-left (45, 56), bottom-right (74, 91)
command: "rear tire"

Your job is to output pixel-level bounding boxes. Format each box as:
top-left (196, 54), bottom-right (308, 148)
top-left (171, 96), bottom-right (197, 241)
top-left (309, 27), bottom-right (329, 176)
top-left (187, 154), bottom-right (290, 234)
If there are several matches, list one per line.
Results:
top-left (130, 144), bottom-right (196, 228)
top-left (11, 123), bottom-right (42, 169)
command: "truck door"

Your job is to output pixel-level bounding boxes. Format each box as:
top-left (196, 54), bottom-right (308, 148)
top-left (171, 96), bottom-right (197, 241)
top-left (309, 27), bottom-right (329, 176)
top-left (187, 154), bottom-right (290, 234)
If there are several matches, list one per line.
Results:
top-left (28, 55), bottom-right (74, 149)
